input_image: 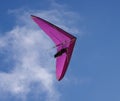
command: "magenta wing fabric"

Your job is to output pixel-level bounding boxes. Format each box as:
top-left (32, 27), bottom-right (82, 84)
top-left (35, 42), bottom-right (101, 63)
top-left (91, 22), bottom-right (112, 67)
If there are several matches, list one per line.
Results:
top-left (31, 15), bottom-right (76, 81)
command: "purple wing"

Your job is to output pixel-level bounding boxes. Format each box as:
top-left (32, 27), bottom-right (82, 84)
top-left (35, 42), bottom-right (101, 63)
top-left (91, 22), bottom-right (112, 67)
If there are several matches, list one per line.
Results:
top-left (31, 15), bottom-right (76, 81)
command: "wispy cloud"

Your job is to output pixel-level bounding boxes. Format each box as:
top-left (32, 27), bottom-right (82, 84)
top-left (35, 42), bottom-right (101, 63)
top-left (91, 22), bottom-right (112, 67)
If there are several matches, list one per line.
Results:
top-left (0, 2), bottom-right (80, 101)
top-left (0, 20), bottom-right (58, 101)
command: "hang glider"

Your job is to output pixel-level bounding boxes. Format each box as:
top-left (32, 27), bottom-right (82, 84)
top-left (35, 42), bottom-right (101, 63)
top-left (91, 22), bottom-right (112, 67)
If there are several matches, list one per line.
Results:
top-left (31, 15), bottom-right (76, 81)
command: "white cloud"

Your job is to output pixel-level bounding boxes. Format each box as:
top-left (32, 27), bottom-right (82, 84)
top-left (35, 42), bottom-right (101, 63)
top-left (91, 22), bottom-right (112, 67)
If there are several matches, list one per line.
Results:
top-left (0, 36), bottom-right (7, 48)
top-left (0, 13), bottom-right (58, 101)
top-left (0, 4), bottom-right (80, 101)
top-left (0, 34), bottom-right (55, 99)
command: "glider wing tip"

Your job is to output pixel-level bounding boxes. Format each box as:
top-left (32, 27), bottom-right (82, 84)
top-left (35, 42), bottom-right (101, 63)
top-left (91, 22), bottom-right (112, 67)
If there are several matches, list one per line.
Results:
top-left (57, 76), bottom-right (63, 81)
top-left (57, 78), bottom-right (61, 81)
top-left (31, 15), bottom-right (36, 18)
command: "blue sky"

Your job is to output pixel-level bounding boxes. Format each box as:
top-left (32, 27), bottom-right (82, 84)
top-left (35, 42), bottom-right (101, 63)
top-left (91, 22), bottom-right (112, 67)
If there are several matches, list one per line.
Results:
top-left (0, 0), bottom-right (120, 101)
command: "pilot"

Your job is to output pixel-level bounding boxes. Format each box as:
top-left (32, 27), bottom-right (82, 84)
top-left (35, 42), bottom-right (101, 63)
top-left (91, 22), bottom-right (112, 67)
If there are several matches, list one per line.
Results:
top-left (54, 48), bottom-right (67, 58)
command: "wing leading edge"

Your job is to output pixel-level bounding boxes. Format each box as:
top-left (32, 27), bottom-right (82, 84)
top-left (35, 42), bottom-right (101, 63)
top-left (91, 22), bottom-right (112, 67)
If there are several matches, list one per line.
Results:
top-left (31, 15), bottom-right (76, 81)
